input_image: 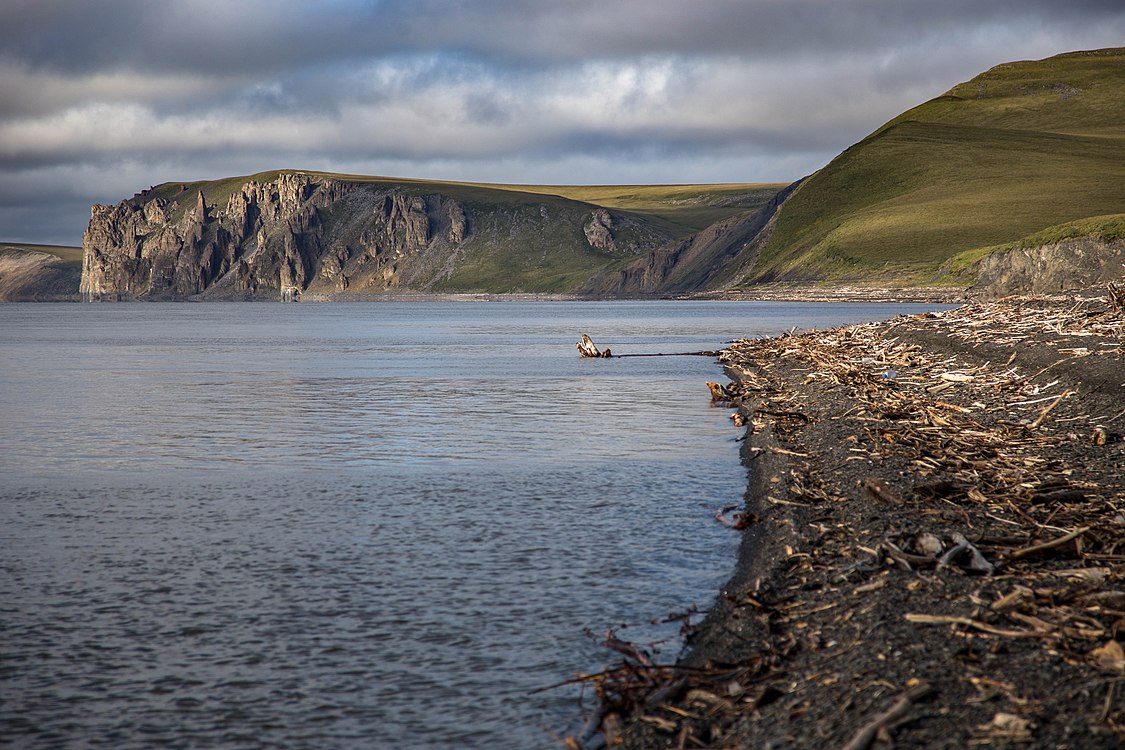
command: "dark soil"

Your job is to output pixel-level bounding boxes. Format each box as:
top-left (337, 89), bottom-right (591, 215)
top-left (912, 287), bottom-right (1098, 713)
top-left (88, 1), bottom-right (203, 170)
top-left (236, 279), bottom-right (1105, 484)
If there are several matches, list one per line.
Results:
top-left (582, 292), bottom-right (1124, 749)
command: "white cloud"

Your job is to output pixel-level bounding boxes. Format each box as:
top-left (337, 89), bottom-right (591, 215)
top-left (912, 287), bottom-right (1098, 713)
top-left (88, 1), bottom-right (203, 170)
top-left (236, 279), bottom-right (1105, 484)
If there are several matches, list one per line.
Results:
top-left (2, 0), bottom-right (1123, 242)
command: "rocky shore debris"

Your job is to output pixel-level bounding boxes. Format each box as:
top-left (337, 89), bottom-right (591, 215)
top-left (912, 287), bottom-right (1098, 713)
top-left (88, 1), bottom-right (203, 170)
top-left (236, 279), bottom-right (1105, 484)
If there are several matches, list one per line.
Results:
top-left (579, 288), bottom-right (1123, 749)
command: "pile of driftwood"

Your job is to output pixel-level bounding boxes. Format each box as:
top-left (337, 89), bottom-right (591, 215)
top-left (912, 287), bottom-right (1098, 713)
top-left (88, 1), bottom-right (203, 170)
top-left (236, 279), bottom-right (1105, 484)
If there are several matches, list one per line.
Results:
top-left (570, 289), bottom-right (1123, 749)
top-left (719, 291), bottom-right (1124, 663)
top-left (560, 628), bottom-right (792, 750)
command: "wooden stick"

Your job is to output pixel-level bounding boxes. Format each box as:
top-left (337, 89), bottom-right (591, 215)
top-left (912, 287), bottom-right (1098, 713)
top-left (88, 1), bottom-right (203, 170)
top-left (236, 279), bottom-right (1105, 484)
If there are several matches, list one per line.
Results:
top-left (576, 334), bottom-right (716, 359)
top-left (839, 682), bottom-right (933, 750)
top-left (1005, 526), bottom-right (1091, 561)
top-left (613, 351), bottom-right (718, 358)
top-left (1030, 389), bottom-right (1074, 429)
top-left (904, 613), bottom-right (1044, 638)
top-left (862, 477), bottom-right (904, 505)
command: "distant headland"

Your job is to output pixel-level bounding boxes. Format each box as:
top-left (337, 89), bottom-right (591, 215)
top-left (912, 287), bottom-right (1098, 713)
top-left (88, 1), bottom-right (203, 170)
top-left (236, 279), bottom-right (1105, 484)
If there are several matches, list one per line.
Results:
top-left (3, 47), bottom-right (1122, 302)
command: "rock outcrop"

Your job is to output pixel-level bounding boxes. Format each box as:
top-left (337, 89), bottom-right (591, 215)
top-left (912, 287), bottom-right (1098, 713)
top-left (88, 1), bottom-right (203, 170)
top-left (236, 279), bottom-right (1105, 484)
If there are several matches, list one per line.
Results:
top-left (81, 171), bottom-right (822, 299)
top-left (448, 202), bottom-right (468, 244)
top-left (578, 181), bottom-right (801, 296)
top-left (0, 248), bottom-right (82, 301)
top-left (81, 172), bottom-right (478, 300)
top-left (584, 209), bottom-right (617, 251)
top-left (971, 237), bottom-right (1125, 297)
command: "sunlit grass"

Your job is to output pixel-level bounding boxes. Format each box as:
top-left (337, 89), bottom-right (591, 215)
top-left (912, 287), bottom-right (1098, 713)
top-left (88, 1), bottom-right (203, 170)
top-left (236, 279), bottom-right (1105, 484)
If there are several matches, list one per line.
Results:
top-left (149, 171), bottom-right (779, 237)
top-left (743, 47), bottom-right (1125, 284)
top-left (0, 243), bottom-right (83, 263)
top-left (939, 213), bottom-right (1125, 281)
top-left (468, 182), bottom-right (787, 233)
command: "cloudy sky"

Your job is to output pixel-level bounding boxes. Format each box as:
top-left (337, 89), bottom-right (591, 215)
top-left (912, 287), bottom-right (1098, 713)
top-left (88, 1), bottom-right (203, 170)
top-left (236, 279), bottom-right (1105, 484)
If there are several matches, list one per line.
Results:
top-left (2, 0), bottom-right (1123, 245)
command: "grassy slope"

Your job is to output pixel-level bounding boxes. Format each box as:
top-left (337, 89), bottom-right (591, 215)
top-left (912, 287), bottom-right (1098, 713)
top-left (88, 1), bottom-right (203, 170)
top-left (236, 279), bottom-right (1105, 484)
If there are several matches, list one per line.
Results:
top-left (0, 244), bottom-right (83, 300)
top-left (742, 47), bottom-right (1125, 285)
top-left (942, 212), bottom-right (1125, 279)
top-left (421, 194), bottom-right (619, 293)
top-left (468, 183), bottom-right (787, 234)
top-left (0, 243), bottom-right (84, 263)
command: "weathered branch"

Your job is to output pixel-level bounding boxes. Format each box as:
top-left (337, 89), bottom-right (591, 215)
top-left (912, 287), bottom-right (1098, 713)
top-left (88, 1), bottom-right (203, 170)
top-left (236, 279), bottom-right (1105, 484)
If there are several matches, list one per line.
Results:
top-left (839, 682), bottom-right (933, 750)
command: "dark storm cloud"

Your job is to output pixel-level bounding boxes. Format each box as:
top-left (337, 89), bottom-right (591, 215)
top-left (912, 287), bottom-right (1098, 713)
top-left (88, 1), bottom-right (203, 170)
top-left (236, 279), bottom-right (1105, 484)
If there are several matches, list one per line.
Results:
top-left (392, 0), bottom-right (1124, 65)
top-left (1, 0), bottom-right (1123, 243)
top-left (4, 0), bottom-right (1122, 73)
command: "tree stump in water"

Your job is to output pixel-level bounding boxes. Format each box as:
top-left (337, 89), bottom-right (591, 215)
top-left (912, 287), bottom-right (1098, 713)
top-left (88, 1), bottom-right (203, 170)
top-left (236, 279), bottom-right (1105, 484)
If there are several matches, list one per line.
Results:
top-left (577, 334), bottom-right (612, 358)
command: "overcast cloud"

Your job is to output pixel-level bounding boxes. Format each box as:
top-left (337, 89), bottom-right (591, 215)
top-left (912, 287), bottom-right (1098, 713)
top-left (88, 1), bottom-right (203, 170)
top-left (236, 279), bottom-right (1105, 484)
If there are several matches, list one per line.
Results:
top-left (1, 0), bottom-right (1123, 244)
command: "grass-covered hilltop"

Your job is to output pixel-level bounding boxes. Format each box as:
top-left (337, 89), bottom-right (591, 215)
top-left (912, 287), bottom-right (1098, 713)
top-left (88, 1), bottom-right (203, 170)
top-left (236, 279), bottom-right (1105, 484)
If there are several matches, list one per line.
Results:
top-left (4, 47), bottom-right (1122, 301)
top-left (735, 46), bottom-right (1125, 289)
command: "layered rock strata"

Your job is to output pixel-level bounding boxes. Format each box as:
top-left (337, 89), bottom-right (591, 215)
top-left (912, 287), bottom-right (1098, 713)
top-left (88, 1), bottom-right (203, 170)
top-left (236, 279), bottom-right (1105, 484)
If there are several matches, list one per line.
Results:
top-left (973, 237), bottom-right (1125, 296)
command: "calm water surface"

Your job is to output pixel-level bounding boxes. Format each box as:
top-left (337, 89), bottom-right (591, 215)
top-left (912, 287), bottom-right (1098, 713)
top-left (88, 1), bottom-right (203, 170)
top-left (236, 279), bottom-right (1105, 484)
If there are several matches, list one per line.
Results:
top-left (0, 300), bottom-right (942, 749)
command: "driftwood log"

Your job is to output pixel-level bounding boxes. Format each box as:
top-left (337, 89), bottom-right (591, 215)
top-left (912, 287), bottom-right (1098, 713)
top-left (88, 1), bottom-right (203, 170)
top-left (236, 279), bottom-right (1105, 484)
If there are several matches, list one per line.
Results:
top-left (577, 334), bottom-right (718, 359)
top-left (577, 333), bottom-right (612, 358)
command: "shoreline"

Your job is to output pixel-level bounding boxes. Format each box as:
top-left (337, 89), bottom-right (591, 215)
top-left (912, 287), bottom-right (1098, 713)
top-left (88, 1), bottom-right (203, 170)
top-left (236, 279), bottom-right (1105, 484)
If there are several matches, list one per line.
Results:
top-left (6, 278), bottom-right (971, 305)
top-left (683, 283), bottom-right (969, 305)
top-left (590, 290), bottom-right (1124, 748)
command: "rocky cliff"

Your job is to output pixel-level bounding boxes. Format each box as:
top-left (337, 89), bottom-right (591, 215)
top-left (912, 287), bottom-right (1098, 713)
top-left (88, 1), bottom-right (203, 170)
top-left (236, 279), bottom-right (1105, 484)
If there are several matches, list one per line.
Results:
top-left (80, 172), bottom-right (676, 300)
top-left (68, 165), bottom-right (1125, 302)
top-left (0, 248), bottom-right (82, 301)
top-left (971, 237), bottom-right (1125, 297)
top-left (83, 173), bottom-right (453, 299)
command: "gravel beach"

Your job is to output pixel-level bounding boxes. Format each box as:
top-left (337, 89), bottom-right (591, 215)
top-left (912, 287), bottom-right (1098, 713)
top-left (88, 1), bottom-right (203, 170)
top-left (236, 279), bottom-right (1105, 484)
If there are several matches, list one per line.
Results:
top-left (588, 290), bottom-right (1124, 749)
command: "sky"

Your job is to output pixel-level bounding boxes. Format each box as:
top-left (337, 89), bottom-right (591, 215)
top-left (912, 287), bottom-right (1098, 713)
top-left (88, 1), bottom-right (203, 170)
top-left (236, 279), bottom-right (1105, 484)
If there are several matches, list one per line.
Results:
top-left (2, 1), bottom-right (1123, 245)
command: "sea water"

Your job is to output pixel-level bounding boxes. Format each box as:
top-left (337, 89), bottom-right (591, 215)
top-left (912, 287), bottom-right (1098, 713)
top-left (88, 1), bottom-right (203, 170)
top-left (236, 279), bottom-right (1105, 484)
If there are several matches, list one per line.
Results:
top-left (0, 300), bottom-right (941, 749)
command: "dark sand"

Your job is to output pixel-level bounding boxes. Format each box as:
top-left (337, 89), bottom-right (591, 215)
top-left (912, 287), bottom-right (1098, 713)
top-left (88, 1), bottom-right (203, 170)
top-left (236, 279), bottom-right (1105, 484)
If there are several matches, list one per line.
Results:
top-left (588, 291), bottom-right (1124, 749)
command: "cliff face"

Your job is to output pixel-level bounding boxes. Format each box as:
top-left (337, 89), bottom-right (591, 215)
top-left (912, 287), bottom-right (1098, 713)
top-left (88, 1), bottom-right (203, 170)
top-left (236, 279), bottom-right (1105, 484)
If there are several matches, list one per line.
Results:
top-left (81, 173), bottom-right (480, 299)
top-left (0, 249), bottom-right (82, 301)
top-left (79, 172), bottom-right (691, 299)
top-left (972, 237), bottom-right (1125, 297)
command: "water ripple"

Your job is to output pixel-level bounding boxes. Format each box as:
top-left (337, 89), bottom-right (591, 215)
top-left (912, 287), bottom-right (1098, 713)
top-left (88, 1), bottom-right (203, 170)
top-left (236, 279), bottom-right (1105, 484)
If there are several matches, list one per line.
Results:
top-left (0, 300), bottom-right (943, 748)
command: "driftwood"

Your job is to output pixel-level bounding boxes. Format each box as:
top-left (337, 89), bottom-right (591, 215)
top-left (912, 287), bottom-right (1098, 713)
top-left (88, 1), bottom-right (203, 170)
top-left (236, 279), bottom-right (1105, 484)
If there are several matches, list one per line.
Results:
top-left (577, 333), bottom-right (612, 358)
top-left (1108, 281), bottom-right (1125, 311)
top-left (577, 334), bottom-right (718, 359)
top-left (937, 532), bottom-right (995, 574)
top-left (839, 682), bottom-right (933, 750)
top-left (707, 381), bottom-right (739, 402)
top-left (861, 477), bottom-right (905, 505)
top-left (616, 350), bottom-right (719, 358)
top-left (572, 293), bottom-right (1124, 748)
top-left (1004, 526), bottom-right (1091, 561)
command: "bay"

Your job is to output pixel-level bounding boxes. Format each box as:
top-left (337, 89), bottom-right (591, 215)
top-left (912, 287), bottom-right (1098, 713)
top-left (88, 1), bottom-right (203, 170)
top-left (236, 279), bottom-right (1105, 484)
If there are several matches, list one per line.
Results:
top-left (0, 300), bottom-right (942, 749)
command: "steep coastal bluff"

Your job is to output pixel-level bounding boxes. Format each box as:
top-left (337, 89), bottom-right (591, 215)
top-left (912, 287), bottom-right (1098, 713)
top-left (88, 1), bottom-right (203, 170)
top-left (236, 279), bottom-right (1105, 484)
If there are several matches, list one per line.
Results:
top-left (0, 247), bottom-right (81, 302)
top-left (975, 236), bottom-right (1125, 296)
top-left (79, 172), bottom-right (699, 300)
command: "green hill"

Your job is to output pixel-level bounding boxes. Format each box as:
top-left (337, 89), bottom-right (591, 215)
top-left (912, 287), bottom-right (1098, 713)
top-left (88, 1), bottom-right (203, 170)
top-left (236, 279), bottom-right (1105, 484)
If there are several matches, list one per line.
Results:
top-left (80, 171), bottom-right (780, 299)
top-left (737, 47), bottom-right (1125, 285)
